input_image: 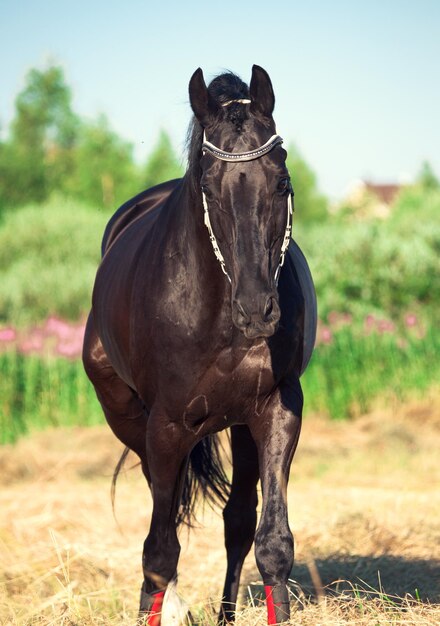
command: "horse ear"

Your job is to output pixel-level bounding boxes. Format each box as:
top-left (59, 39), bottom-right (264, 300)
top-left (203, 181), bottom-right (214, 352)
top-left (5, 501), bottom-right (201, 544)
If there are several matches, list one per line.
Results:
top-left (249, 65), bottom-right (275, 118)
top-left (189, 68), bottom-right (221, 127)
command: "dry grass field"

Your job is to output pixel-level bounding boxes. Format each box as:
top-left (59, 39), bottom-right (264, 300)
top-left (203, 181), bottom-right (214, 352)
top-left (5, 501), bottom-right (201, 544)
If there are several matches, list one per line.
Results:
top-left (1, 393), bottom-right (439, 625)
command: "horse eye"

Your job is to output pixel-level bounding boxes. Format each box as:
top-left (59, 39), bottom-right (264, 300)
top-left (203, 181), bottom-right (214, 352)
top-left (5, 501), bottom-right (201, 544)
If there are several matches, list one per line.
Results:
top-left (277, 178), bottom-right (291, 195)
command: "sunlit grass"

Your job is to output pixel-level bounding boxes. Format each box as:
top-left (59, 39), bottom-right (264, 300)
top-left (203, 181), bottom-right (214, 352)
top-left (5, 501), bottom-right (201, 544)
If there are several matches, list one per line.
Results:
top-left (1, 407), bottom-right (439, 625)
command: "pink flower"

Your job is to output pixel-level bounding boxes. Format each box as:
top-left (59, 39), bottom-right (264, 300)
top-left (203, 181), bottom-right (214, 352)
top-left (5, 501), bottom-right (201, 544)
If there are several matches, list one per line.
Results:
top-left (0, 327), bottom-right (16, 342)
top-left (320, 326), bottom-right (333, 345)
top-left (364, 314), bottom-right (376, 332)
top-left (327, 311), bottom-right (353, 330)
top-left (44, 316), bottom-right (76, 340)
top-left (327, 311), bottom-right (340, 326)
top-left (1, 318), bottom-right (87, 358)
top-left (19, 334), bottom-right (45, 354)
top-left (377, 319), bottom-right (396, 334)
top-left (56, 341), bottom-right (82, 358)
top-left (405, 313), bottom-right (418, 328)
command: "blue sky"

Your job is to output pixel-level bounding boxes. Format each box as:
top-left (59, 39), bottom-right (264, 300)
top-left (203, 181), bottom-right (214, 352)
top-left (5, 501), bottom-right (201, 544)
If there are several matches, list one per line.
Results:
top-left (1, 0), bottom-right (439, 198)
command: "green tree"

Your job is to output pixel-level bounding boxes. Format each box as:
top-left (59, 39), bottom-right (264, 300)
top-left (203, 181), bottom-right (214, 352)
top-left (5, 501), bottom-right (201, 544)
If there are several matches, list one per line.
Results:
top-left (143, 130), bottom-right (183, 189)
top-left (286, 143), bottom-right (328, 224)
top-left (67, 115), bottom-right (142, 209)
top-left (0, 122), bottom-right (47, 209)
top-left (0, 64), bottom-right (79, 208)
top-left (0, 63), bottom-right (143, 211)
top-left (417, 161), bottom-right (439, 191)
top-left (12, 65), bottom-right (78, 147)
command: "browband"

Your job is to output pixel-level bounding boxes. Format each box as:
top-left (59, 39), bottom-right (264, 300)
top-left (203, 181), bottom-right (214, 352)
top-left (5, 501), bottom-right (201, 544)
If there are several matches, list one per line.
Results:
top-left (202, 134), bottom-right (284, 163)
top-left (222, 98), bottom-right (251, 106)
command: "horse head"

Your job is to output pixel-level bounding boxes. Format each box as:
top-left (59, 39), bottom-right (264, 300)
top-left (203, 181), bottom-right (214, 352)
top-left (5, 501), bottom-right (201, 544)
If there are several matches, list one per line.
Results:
top-left (189, 65), bottom-right (292, 339)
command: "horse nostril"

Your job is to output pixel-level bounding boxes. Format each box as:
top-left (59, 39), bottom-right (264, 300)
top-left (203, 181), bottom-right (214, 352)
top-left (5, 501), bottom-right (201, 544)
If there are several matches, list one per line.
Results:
top-left (234, 300), bottom-right (249, 324)
top-left (263, 297), bottom-right (273, 319)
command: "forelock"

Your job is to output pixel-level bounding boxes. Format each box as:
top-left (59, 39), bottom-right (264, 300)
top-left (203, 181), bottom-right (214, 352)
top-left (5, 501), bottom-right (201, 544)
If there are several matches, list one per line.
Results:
top-left (208, 71), bottom-right (250, 133)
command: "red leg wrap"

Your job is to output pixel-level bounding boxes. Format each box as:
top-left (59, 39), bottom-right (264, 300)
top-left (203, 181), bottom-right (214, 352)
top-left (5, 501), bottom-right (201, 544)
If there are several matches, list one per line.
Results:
top-left (264, 585), bottom-right (290, 625)
top-left (265, 586), bottom-right (278, 625)
top-left (146, 590), bottom-right (165, 626)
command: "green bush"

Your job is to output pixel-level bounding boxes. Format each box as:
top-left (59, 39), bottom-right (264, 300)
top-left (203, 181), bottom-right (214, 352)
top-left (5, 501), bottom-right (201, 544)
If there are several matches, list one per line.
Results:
top-left (286, 143), bottom-right (328, 224)
top-left (1, 187), bottom-right (439, 328)
top-left (295, 187), bottom-right (440, 324)
top-left (0, 197), bottom-right (107, 325)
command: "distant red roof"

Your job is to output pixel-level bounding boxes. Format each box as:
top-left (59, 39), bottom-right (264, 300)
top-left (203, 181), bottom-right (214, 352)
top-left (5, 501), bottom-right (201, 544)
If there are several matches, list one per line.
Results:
top-left (364, 182), bottom-right (401, 205)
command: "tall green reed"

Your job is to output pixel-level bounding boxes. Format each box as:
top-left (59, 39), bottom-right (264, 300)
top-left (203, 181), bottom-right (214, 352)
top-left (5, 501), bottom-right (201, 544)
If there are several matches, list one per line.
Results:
top-left (302, 324), bottom-right (439, 419)
top-left (1, 320), bottom-right (438, 444)
top-left (0, 352), bottom-right (102, 444)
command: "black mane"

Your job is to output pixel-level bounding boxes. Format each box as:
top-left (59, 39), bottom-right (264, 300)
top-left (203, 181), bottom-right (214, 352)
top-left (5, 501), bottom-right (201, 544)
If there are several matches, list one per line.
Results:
top-left (186, 71), bottom-right (249, 192)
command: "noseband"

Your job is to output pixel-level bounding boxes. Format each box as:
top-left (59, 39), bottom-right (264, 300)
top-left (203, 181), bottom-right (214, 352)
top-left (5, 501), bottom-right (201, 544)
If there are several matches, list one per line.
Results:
top-left (201, 133), bottom-right (293, 284)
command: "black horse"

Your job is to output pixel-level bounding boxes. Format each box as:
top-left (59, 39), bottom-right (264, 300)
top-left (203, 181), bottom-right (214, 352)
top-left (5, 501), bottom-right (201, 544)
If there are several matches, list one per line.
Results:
top-left (83, 65), bottom-right (316, 625)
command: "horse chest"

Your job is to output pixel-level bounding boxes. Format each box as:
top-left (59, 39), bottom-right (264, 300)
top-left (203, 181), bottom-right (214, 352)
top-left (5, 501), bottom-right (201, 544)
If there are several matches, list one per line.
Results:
top-left (182, 341), bottom-right (276, 432)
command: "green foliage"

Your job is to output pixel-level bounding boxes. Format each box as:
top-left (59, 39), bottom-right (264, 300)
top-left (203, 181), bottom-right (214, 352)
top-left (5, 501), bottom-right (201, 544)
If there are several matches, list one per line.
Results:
top-left (0, 139), bottom-right (44, 213)
top-left (416, 160), bottom-right (439, 191)
top-left (1, 63), bottom-right (438, 332)
top-left (65, 115), bottom-right (143, 209)
top-left (0, 65), bottom-right (80, 209)
top-left (143, 129), bottom-right (183, 189)
top-left (388, 185), bottom-right (440, 232)
top-left (1, 322), bottom-right (438, 443)
top-left (295, 186), bottom-right (440, 324)
top-left (0, 352), bottom-right (103, 444)
top-left (11, 65), bottom-right (78, 149)
top-left (0, 197), bottom-right (107, 325)
top-left (0, 188), bottom-right (439, 441)
top-left (0, 64), bottom-right (144, 212)
top-left (286, 143), bottom-right (328, 224)
top-left (1, 63), bottom-right (325, 219)
top-left (1, 187), bottom-right (439, 328)
top-left (302, 325), bottom-right (440, 419)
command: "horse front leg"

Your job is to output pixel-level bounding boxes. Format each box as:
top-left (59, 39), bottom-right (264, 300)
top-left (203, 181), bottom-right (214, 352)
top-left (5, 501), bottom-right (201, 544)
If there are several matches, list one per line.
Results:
top-left (139, 412), bottom-right (193, 625)
top-left (248, 379), bottom-right (303, 625)
top-left (219, 425), bottom-right (259, 624)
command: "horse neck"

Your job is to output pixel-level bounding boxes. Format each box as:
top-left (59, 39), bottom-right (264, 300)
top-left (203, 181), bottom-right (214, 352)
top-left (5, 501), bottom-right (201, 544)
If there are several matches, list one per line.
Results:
top-left (169, 174), bottom-right (229, 298)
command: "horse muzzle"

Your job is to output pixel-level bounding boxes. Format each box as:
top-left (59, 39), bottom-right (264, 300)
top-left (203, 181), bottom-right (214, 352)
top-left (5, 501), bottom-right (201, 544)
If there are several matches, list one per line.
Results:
top-left (232, 294), bottom-right (281, 339)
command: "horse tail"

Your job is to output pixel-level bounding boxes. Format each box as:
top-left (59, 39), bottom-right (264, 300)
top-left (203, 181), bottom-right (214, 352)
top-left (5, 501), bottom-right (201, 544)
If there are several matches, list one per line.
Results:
top-left (111, 435), bottom-right (230, 527)
top-left (111, 446), bottom-right (131, 513)
top-left (177, 434), bottom-right (231, 527)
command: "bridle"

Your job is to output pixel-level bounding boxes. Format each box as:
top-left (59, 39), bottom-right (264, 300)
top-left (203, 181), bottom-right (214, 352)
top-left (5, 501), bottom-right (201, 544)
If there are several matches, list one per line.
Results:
top-left (201, 128), bottom-right (293, 285)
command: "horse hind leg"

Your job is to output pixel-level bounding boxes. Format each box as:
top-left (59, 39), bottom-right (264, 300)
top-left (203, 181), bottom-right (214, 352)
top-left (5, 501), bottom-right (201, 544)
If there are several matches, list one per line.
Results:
top-left (219, 425), bottom-right (259, 625)
top-left (82, 313), bottom-right (148, 469)
top-left (83, 315), bottom-right (191, 625)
